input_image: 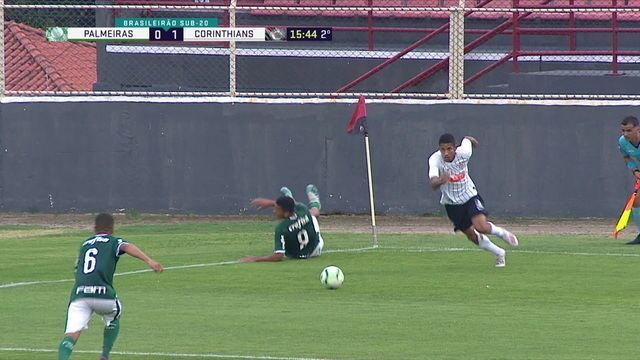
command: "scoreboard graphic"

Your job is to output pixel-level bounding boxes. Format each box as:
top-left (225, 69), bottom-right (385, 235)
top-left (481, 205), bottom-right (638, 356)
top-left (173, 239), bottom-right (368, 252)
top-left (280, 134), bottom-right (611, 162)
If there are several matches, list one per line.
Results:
top-left (45, 18), bottom-right (332, 43)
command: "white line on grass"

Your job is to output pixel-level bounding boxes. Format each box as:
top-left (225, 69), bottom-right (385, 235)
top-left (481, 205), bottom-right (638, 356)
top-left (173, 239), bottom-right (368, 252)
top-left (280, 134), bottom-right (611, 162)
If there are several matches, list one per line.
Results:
top-left (0, 260), bottom-right (240, 289)
top-left (324, 246), bottom-right (377, 253)
top-left (514, 249), bottom-right (640, 257)
top-left (380, 246), bottom-right (640, 257)
top-left (381, 247), bottom-right (474, 253)
top-left (0, 248), bottom-right (375, 290)
top-left (2, 246), bottom-right (638, 290)
top-left (0, 278), bottom-right (74, 289)
top-left (0, 347), bottom-right (333, 360)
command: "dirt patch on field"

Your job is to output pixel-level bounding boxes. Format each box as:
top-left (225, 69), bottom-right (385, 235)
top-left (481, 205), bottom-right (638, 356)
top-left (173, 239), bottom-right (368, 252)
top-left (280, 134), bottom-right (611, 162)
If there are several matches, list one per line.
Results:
top-left (0, 213), bottom-right (268, 230)
top-left (0, 213), bottom-right (617, 236)
top-left (0, 229), bottom-right (70, 239)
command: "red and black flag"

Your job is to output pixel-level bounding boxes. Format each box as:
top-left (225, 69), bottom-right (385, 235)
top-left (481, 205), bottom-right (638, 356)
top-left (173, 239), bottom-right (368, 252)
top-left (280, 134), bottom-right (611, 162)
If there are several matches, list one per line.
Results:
top-left (346, 96), bottom-right (368, 135)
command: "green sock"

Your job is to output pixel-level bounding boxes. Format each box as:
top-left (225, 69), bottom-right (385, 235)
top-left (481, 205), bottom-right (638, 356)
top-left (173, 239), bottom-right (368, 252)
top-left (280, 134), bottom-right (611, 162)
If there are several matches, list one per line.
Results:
top-left (58, 335), bottom-right (76, 360)
top-left (102, 319), bottom-right (120, 359)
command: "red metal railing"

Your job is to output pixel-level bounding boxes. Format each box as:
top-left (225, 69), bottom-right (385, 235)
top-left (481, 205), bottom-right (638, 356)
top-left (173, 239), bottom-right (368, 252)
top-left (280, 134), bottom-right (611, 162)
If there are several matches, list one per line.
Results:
top-left (111, 0), bottom-right (640, 92)
top-left (473, 0), bottom-right (634, 85)
top-left (335, 0), bottom-right (498, 93)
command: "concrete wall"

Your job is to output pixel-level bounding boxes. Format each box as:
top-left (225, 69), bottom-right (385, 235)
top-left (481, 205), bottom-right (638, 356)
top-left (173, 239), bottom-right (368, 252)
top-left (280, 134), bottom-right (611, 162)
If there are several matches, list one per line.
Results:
top-left (0, 101), bottom-right (633, 217)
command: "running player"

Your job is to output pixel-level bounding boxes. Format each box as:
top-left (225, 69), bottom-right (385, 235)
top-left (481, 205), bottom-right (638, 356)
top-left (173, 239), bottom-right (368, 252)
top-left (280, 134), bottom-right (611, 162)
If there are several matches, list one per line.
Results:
top-left (428, 134), bottom-right (518, 267)
top-left (240, 184), bottom-right (324, 262)
top-left (618, 115), bottom-right (640, 244)
top-left (58, 213), bottom-right (163, 360)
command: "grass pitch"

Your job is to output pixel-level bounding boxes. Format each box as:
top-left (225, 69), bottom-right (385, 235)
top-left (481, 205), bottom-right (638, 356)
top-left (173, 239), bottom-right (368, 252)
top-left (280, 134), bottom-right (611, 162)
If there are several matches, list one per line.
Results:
top-left (1, 220), bottom-right (639, 359)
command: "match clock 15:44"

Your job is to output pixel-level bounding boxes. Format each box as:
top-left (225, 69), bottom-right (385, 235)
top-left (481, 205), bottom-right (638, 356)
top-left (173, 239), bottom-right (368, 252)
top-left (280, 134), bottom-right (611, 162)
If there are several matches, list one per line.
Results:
top-left (286, 27), bottom-right (332, 41)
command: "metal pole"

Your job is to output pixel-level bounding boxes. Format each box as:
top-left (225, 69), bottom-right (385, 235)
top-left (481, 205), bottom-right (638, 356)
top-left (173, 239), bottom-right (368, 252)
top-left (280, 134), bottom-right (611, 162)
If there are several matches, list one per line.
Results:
top-left (448, 0), bottom-right (465, 99)
top-left (336, 0), bottom-right (495, 93)
top-left (229, 0), bottom-right (237, 96)
top-left (612, 0), bottom-right (619, 75)
top-left (568, 0), bottom-right (576, 51)
top-left (391, 0), bottom-right (555, 93)
top-left (364, 135), bottom-right (378, 248)
top-left (512, 0), bottom-right (520, 73)
top-left (367, 0), bottom-right (374, 50)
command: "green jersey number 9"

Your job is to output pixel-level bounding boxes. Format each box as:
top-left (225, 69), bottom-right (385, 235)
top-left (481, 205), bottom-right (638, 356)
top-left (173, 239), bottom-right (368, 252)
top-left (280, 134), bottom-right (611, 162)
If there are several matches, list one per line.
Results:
top-left (83, 248), bottom-right (99, 274)
top-left (297, 229), bottom-right (309, 250)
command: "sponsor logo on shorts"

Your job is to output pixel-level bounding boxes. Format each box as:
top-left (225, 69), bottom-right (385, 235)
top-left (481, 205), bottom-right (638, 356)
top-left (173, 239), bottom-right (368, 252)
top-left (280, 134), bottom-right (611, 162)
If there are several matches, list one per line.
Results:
top-left (475, 198), bottom-right (485, 211)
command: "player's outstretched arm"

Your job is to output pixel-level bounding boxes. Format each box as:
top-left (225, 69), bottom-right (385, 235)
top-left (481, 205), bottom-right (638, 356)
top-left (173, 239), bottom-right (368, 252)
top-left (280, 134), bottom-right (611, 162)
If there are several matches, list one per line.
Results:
top-left (120, 243), bottom-right (164, 272)
top-left (251, 198), bottom-right (277, 209)
top-left (240, 252), bottom-right (285, 263)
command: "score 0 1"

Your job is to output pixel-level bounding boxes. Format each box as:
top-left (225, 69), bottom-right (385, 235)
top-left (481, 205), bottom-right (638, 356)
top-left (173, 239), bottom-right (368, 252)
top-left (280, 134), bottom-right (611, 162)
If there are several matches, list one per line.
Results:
top-left (149, 27), bottom-right (184, 41)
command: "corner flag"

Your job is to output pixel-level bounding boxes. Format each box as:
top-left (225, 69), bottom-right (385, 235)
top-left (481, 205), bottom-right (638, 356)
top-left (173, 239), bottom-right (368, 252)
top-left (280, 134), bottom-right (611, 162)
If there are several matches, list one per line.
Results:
top-left (613, 181), bottom-right (640, 238)
top-left (346, 96), bottom-right (368, 135)
top-left (346, 96), bottom-right (378, 247)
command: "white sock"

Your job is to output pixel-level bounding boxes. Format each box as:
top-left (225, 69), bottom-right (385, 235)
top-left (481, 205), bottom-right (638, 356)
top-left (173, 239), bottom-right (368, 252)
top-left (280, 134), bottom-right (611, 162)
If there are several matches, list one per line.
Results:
top-left (489, 222), bottom-right (507, 238)
top-left (477, 232), bottom-right (505, 257)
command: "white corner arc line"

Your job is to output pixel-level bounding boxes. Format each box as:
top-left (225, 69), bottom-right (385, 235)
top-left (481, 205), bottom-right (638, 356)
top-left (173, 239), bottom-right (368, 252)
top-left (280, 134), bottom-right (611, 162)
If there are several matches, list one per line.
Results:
top-left (0, 347), bottom-right (334, 360)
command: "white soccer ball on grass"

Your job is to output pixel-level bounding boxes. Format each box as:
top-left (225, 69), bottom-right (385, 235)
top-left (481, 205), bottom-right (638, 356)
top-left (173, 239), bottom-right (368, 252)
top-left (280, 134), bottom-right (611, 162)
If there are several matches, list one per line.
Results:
top-left (320, 266), bottom-right (344, 289)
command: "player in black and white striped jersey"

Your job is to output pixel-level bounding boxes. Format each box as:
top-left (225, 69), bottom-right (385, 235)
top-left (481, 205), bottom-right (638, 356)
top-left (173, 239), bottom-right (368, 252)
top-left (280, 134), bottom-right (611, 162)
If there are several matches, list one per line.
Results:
top-left (428, 133), bottom-right (518, 267)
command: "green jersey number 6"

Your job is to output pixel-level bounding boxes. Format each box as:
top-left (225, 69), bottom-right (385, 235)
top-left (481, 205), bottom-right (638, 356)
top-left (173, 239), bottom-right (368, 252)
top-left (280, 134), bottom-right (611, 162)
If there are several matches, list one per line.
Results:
top-left (83, 248), bottom-right (98, 274)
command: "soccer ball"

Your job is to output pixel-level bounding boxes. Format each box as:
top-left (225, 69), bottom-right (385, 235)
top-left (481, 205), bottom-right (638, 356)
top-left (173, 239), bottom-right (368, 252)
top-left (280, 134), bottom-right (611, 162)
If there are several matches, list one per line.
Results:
top-left (320, 266), bottom-right (344, 289)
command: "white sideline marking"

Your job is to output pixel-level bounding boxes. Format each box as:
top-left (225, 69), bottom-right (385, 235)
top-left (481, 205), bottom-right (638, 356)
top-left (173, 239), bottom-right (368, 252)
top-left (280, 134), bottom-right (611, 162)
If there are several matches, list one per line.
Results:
top-left (515, 249), bottom-right (640, 257)
top-left (324, 246), bottom-right (377, 253)
top-left (0, 347), bottom-right (333, 360)
top-left (0, 248), bottom-right (374, 290)
top-left (117, 260), bottom-right (241, 276)
top-left (0, 260), bottom-right (240, 289)
top-left (382, 246), bottom-right (474, 252)
top-left (380, 246), bottom-right (640, 257)
top-left (2, 246), bottom-right (638, 290)
top-left (0, 278), bottom-right (74, 289)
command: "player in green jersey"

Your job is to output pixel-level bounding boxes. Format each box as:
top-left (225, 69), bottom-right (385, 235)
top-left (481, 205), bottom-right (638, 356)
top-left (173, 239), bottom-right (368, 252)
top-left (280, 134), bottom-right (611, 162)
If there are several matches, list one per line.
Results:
top-left (58, 213), bottom-right (163, 360)
top-left (241, 184), bottom-right (324, 262)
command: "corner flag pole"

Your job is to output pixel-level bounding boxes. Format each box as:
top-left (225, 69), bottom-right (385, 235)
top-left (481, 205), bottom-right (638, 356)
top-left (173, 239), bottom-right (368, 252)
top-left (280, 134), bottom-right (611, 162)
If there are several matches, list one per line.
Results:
top-left (346, 96), bottom-right (378, 248)
top-left (363, 132), bottom-right (378, 248)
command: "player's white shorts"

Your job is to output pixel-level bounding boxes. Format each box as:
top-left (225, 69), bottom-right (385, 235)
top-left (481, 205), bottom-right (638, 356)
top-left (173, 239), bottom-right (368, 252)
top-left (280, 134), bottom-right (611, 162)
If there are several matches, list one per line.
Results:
top-left (310, 216), bottom-right (324, 258)
top-left (65, 297), bottom-right (122, 333)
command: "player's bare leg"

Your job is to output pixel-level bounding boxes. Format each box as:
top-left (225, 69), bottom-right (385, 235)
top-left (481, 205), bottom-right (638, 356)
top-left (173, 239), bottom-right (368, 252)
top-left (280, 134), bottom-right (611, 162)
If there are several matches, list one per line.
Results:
top-left (472, 214), bottom-right (518, 247)
top-left (461, 227), bottom-right (479, 245)
top-left (306, 184), bottom-right (321, 217)
top-left (462, 226), bottom-right (506, 267)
